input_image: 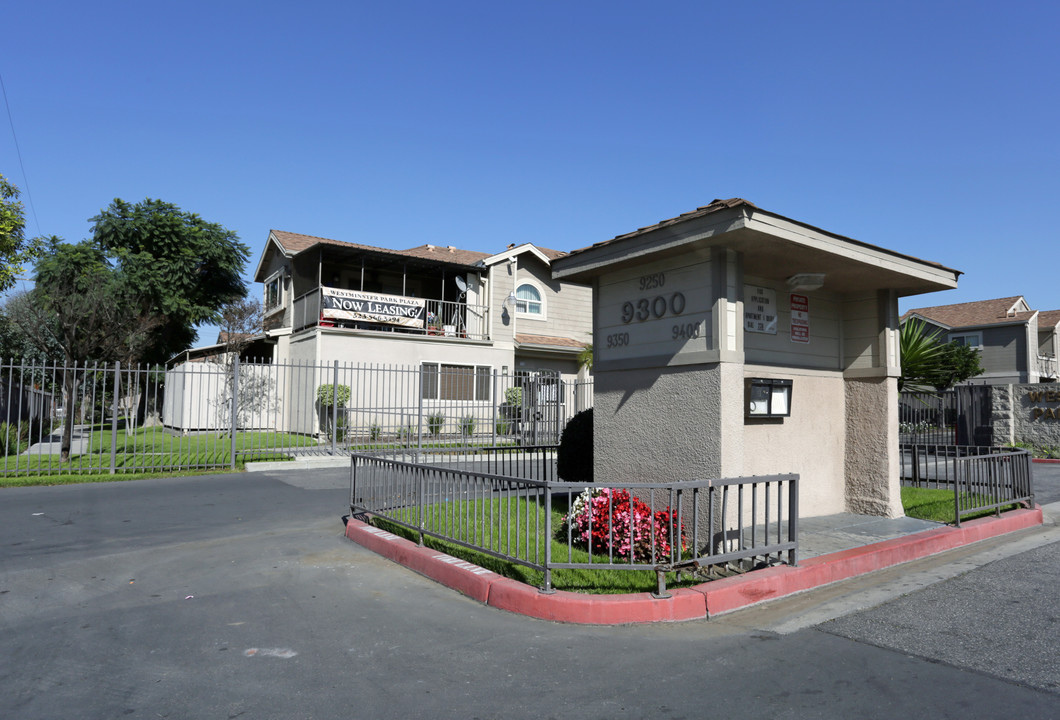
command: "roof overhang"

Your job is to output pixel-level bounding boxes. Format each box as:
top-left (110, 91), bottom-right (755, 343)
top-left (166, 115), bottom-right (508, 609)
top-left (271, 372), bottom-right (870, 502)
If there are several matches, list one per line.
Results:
top-left (552, 202), bottom-right (961, 298)
top-left (482, 243), bottom-right (553, 267)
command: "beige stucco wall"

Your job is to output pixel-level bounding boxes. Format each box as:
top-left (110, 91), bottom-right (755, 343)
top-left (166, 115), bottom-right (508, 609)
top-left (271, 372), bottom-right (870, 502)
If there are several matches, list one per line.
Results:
top-left (735, 367), bottom-right (848, 517)
top-left (844, 375), bottom-right (902, 517)
top-left (593, 364), bottom-right (723, 486)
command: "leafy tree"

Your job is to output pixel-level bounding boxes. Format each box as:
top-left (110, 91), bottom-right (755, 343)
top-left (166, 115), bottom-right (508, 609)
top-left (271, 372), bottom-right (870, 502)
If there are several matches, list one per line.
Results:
top-left (0, 172), bottom-right (44, 292)
top-left (10, 238), bottom-right (160, 460)
top-left (90, 198), bottom-right (250, 363)
top-left (925, 341), bottom-right (984, 390)
top-left (899, 318), bottom-right (984, 391)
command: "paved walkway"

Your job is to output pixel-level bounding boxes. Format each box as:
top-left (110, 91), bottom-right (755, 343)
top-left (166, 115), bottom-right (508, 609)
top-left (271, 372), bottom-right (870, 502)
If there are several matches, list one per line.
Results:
top-left (21, 424), bottom-right (92, 456)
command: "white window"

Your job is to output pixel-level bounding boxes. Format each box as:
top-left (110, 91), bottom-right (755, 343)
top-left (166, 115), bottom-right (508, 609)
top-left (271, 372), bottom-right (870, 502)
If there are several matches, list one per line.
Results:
top-left (950, 332), bottom-right (982, 348)
top-left (264, 272), bottom-right (284, 313)
top-left (949, 332), bottom-right (979, 349)
top-left (515, 282), bottom-right (543, 316)
top-left (422, 363), bottom-right (491, 401)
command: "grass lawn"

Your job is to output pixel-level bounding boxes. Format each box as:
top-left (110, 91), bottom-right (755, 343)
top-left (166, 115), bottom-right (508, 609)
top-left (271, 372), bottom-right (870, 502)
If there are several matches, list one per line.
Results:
top-left (901, 485), bottom-right (1021, 523)
top-left (0, 427), bottom-right (306, 486)
top-left (372, 496), bottom-right (705, 595)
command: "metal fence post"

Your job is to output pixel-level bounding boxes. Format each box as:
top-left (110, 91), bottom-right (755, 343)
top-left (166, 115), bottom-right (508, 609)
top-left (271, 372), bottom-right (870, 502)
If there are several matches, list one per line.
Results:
top-left (109, 361), bottom-right (120, 474)
top-left (331, 360), bottom-right (339, 455)
top-left (230, 357), bottom-right (240, 470)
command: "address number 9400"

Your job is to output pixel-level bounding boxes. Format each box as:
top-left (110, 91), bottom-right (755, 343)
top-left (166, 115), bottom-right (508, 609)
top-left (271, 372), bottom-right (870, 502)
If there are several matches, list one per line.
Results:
top-left (621, 292), bottom-right (686, 324)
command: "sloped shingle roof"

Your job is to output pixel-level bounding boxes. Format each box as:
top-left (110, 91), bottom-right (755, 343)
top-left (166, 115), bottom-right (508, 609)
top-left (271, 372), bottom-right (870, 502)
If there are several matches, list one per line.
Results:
top-left (901, 296), bottom-right (1033, 329)
top-left (269, 230), bottom-right (490, 267)
top-left (514, 334), bottom-right (587, 349)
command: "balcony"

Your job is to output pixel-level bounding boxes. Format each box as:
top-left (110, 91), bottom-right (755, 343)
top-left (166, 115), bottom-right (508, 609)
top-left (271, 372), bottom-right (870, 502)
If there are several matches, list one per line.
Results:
top-left (1037, 355), bottom-right (1058, 381)
top-left (290, 286), bottom-right (490, 341)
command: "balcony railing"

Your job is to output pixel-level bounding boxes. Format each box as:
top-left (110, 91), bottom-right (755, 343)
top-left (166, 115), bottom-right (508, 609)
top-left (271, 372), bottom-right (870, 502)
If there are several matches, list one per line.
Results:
top-left (291, 287), bottom-right (490, 341)
top-left (1037, 355), bottom-right (1057, 380)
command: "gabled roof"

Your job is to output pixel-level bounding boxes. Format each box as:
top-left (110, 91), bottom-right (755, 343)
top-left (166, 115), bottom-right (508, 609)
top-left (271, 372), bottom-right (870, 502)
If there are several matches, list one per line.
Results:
top-left (901, 296), bottom-right (1037, 330)
top-left (481, 243), bottom-right (567, 267)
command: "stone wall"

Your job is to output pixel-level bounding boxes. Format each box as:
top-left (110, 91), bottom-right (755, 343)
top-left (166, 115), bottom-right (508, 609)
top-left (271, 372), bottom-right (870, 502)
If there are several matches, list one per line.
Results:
top-left (992, 383), bottom-right (1060, 448)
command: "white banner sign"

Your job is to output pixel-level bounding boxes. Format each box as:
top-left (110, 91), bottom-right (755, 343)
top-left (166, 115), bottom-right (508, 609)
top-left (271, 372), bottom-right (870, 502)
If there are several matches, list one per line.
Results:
top-left (321, 287), bottom-right (426, 328)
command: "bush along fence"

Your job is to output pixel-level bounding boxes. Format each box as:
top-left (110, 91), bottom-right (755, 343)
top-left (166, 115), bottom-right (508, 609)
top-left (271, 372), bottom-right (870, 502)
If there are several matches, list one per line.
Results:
top-left (899, 444), bottom-right (1035, 525)
top-left (0, 358), bottom-right (592, 478)
top-left (350, 452), bottom-right (798, 596)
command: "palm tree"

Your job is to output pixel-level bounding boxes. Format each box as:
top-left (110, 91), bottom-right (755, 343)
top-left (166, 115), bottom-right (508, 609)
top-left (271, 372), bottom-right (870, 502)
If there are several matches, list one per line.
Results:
top-left (898, 319), bottom-right (944, 391)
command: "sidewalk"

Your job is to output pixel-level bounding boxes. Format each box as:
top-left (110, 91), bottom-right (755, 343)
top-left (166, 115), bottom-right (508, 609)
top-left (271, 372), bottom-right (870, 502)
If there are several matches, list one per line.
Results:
top-left (343, 503), bottom-right (1045, 625)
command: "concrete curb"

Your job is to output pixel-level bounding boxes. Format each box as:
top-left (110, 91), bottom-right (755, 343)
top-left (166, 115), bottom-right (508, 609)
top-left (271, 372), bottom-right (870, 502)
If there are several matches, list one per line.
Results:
top-left (343, 506), bottom-right (1044, 625)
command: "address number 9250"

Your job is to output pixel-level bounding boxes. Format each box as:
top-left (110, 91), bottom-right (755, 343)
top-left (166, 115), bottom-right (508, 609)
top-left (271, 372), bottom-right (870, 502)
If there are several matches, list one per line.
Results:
top-left (621, 292), bottom-right (686, 324)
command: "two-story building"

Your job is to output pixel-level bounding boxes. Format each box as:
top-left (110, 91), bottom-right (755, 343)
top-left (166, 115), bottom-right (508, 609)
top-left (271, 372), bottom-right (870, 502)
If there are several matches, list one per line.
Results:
top-left (250, 230), bottom-right (592, 381)
top-left (901, 296), bottom-right (1060, 384)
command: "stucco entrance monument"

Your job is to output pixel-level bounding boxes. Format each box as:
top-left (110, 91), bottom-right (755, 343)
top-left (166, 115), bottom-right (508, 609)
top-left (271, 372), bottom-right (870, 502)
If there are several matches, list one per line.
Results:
top-left (552, 198), bottom-right (961, 518)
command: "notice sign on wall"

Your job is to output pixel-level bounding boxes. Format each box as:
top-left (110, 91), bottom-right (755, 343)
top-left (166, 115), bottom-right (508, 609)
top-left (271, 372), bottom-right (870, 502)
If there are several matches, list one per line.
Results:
top-left (321, 287), bottom-right (426, 328)
top-left (790, 294), bottom-right (809, 343)
top-left (744, 286), bottom-right (778, 335)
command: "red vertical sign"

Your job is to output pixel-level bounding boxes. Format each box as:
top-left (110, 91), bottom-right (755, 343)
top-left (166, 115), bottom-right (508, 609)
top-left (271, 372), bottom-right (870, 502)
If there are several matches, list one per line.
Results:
top-left (790, 294), bottom-right (809, 343)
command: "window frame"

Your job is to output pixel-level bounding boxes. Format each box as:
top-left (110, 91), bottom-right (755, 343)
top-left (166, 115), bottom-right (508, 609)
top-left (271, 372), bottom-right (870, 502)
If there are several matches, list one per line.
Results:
top-left (264, 271), bottom-right (285, 315)
top-left (515, 281), bottom-right (545, 318)
top-left (949, 332), bottom-right (983, 348)
top-left (421, 363), bottom-right (492, 402)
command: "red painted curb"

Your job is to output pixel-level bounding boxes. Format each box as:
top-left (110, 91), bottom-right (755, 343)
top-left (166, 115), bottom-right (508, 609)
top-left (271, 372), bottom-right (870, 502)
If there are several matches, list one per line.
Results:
top-left (343, 506), bottom-right (1044, 624)
top-left (696, 506), bottom-right (1044, 617)
top-left (1032, 458), bottom-right (1060, 464)
top-left (486, 579), bottom-right (707, 625)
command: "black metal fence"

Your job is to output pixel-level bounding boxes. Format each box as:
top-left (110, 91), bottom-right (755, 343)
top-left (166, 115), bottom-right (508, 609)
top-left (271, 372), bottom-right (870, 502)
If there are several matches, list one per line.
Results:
top-left (0, 358), bottom-right (593, 478)
top-left (899, 387), bottom-right (993, 446)
top-left (350, 452), bottom-right (798, 596)
top-left (899, 444), bottom-right (1034, 525)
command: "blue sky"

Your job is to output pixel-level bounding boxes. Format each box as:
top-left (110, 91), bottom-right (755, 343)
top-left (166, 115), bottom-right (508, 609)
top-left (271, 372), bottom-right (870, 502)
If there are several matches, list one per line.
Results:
top-left (3, 1), bottom-right (1058, 345)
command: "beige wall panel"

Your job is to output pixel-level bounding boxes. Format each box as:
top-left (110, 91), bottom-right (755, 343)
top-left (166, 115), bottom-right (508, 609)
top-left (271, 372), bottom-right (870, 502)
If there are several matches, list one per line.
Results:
top-left (739, 368), bottom-right (847, 517)
top-left (742, 277), bottom-right (841, 370)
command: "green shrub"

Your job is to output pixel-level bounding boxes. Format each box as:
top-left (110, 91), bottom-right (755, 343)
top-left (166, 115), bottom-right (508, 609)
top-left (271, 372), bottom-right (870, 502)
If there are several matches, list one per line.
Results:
top-left (557, 408), bottom-right (592, 483)
top-left (427, 412), bottom-right (445, 436)
top-left (496, 419), bottom-right (512, 436)
top-left (316, 383), bottom-right (351, 407)
top-left (369, 423), bottom-right (381, 441)
top-left (0, 421), bottom-right (30, 457)
top-left (460, 415), bottom-right (476, 437)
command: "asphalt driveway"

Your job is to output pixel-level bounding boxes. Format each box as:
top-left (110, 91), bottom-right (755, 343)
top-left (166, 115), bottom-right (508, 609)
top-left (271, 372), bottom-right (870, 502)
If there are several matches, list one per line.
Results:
top-left (1, 467), bottom-right (1057, 719)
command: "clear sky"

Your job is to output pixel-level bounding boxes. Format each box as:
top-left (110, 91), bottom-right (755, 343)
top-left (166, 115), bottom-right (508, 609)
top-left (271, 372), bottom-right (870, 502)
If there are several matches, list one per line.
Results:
top-left (3, 1), bottom-right (1058, 346)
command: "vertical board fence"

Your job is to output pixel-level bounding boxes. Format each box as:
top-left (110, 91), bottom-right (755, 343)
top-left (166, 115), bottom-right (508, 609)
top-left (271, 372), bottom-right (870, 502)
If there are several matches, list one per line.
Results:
top-left (0, 358), bottom-right (593, 478)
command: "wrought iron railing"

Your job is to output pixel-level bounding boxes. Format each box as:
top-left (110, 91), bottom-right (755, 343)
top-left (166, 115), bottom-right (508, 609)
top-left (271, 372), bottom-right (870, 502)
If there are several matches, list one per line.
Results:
top-left (350, 452), bottom-right (798, 596)
top-left (899, 444), bottom-right (1034, 525)
top-left (291, 287), bottom-right (490, 340)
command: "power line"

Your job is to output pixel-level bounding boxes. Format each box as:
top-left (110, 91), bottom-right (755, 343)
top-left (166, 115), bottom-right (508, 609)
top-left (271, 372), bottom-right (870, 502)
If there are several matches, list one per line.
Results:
top-left (0, 71), bottom-right (42, 238)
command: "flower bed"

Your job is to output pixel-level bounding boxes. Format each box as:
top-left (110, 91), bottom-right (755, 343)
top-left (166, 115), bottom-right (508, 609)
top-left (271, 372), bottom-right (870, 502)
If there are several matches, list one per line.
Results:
top-left (562, 488), bottom-right (686, 563)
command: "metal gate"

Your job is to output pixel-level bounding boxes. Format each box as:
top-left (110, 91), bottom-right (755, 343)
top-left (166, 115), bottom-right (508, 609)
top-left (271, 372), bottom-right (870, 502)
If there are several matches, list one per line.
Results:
top-left (898, 386), bottom-right (993, 446)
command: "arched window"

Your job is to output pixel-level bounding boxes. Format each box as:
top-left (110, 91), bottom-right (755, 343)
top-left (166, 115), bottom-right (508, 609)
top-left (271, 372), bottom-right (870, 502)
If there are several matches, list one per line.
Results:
top-left (515, 283), bottom-right (542, 315)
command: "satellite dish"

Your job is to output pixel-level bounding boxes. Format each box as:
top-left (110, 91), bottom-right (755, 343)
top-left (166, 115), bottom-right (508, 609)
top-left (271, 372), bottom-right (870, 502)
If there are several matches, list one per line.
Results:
top-left (454, 276), bottom-right (467, 293)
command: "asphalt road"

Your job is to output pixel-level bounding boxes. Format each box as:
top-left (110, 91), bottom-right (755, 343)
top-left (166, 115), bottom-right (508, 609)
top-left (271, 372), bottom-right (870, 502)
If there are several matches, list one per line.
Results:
top-left (1, 466), bottom-right (1058, 720)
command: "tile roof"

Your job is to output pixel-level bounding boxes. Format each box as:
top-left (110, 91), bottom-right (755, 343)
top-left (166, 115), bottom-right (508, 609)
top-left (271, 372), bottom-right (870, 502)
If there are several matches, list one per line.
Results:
top-left (901, 296), bottom-right (1033, 329)
top-left (514, 333), bottom-right (588, 349)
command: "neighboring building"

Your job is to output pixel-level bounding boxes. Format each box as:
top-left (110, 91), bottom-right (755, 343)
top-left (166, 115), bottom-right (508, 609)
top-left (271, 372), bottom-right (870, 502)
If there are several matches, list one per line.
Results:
top-left (249, 230), bottom-right (592, 380)
top-left (166, 231), bottom-right (593, 436)
top-left (901, 296), bottom-right (1060, 384)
